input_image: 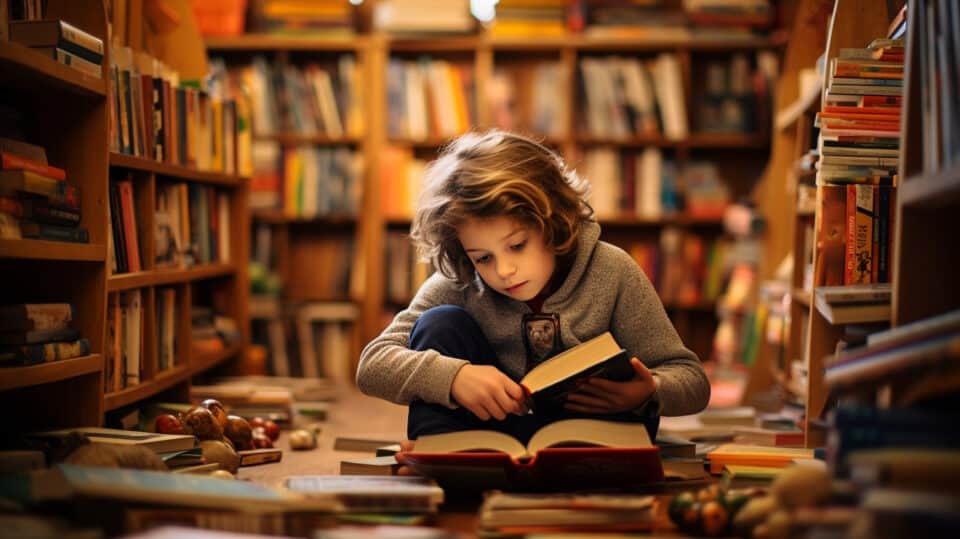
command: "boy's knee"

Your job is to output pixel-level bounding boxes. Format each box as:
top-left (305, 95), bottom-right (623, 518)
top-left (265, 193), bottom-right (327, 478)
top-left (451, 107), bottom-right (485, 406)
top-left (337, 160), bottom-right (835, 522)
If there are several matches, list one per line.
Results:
top-left (416, 305), bottom-right (474, 329)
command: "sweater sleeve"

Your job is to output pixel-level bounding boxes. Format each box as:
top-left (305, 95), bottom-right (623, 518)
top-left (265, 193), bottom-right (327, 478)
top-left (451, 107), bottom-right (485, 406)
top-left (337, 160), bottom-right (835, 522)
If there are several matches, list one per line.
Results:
top-left (609, 256), bottom-right (711, 416)
top-left (355, 273), bottom-right (470, 408)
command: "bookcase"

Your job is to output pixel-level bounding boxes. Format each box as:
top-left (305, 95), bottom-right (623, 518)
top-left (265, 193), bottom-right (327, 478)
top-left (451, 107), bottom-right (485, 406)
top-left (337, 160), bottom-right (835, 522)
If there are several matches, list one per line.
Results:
top-left (0, 0), bottom-right (249, 430)
top-left (771, 0), bottom-right (903, 445)
top-left (203, 7), bottom-right (786, 378)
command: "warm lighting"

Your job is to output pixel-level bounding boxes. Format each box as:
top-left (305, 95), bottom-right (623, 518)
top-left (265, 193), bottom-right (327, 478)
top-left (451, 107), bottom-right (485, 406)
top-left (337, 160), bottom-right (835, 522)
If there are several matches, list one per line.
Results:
top-left (349, 0), bottom-right (363, 5)
top-left (472, 0), bottom-right (497, 22)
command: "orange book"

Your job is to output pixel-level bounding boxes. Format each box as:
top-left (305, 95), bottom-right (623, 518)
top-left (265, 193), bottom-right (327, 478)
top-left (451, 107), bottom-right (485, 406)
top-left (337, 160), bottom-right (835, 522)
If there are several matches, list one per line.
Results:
top-left (706, 444), bottom-right (814, 474)
top-left (817, 111), bottom-right (901, 122)
top-left (0, 152), bottom-right (66, 181)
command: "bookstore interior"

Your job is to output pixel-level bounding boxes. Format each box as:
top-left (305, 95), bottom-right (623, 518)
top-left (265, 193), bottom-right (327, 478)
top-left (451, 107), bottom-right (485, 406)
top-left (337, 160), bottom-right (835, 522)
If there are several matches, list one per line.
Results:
top-left (0, 0), bottom-right (958, 537)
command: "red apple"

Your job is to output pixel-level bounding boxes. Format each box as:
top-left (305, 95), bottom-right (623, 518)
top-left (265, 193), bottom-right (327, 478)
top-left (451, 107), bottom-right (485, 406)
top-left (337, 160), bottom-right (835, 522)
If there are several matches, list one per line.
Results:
top-left (261, 419), bottom-right (280, 441)
top-left (248, 416), bottom-right (267, 429)
top-left (251, 430), bottom-right (273, 449)
top-left (154, 413), bottom-right (184, 434)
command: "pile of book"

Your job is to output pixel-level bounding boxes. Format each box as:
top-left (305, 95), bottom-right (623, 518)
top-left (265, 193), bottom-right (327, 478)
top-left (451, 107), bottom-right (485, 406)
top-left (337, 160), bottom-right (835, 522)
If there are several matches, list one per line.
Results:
top-left (0, 303), bottom-right (90, 366)
top-left (8, 19), bottom-right (103, 78)
top-left (0, 138), bottom-right (87, 243)
top-left (813, 283), bottom-right (891, 325)
top-left (813, 38), bottom-right (903, 288)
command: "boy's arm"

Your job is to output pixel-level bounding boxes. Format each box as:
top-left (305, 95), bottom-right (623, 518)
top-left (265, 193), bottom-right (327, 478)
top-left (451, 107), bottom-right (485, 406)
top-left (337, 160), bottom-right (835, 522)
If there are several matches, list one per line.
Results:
top-left (610, 261), bottom-right (711, 417)
top-left (355, 273), bottom-right (469, 408)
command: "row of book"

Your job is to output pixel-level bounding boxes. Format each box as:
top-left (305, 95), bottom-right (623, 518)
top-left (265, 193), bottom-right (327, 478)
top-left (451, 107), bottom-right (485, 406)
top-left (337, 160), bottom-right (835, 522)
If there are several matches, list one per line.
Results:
top-left (629, 229), bottom-right (729, 308)
top-left (386, 57), bottom-right (476, 141)
top-left (0, 303), bottom-right (90, 366)
top-left (0, 138), bottom-right (87, 243)
top-left (249, 297), bottom-right (356, 382)
top-left (233, 56), bottom-right (364, 138)
top-left (109, 179), bottom-right (232, 274)
top-left (914, 0), bottom-right (960, 172)
top-left (102, 288), bottom-right (241, 393)
top-left (815, 184), bottom-right (896, 287)
top-left (488, 61), bottom-right (567, 137)
top-left (249, 143), bottom-right (363, 216)
top-left (110, 48), bottom-right (240, 174)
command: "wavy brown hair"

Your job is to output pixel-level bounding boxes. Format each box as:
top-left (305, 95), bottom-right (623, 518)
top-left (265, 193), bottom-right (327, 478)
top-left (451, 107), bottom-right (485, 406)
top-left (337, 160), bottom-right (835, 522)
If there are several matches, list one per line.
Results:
top-left (410, 130), bottom-right (594, 285)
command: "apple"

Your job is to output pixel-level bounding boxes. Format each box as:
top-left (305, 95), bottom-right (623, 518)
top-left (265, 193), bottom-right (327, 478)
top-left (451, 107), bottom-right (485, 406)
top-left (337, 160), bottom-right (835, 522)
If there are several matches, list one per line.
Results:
top-left (261, 419), bottom-right (280, 441)
top-left (154, 413), bottom-right (184, 434)
top-left (251, 429), bottom-right (273, 449)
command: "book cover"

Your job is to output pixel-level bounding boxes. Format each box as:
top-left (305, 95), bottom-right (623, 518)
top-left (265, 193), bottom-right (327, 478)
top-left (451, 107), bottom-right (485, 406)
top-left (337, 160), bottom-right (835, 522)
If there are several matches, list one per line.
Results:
top-left (401, 419), bottom-right (663, 491)
top-left (285, 475), bottom-right (443, 513)
top-left (519, 332), bottom-right (634, 414)
top-left (30, 427), bottom-right (196, 454)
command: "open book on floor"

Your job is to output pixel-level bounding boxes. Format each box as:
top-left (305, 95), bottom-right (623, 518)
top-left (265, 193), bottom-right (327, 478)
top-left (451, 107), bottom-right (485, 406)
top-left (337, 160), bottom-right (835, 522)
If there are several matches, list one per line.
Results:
top-left (401, 418), bottom-right (663, 491)
top-left (519, 332), bottom-right (634, 413)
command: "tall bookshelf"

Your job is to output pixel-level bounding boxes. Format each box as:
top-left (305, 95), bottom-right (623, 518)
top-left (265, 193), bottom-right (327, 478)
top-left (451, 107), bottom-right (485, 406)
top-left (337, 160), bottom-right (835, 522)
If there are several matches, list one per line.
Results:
top-left (0, 0), bottom-right (249, 430)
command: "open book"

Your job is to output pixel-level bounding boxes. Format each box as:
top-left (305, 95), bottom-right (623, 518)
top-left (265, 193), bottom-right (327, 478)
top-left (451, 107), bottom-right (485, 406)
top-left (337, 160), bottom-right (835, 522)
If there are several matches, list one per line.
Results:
top-left (519, 332), bottom-right (634, 412)
top-left (402, 419), bottom-right (663, 491)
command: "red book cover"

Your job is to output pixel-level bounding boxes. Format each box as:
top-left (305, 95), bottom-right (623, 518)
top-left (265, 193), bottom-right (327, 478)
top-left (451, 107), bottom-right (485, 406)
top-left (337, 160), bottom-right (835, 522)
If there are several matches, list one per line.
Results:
top-left (0, 152), bottom-right (66, 181)
top-left (401, 447), bottom-right (663, 492)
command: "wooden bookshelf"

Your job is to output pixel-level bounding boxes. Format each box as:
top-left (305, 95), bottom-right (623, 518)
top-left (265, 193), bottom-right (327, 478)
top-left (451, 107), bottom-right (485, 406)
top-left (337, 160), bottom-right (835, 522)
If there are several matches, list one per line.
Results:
top-left (0, 0), bottom-right (250, 430)
top-left (202, 13), bottom-right (785, 378)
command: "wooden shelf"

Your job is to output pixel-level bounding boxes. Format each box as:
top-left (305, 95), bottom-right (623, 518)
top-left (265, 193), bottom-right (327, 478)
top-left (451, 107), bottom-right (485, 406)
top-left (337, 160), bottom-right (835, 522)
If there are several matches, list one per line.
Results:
top-left (204, 33), bottom-right (367, 51)
top-left (103, 364), bottom-right (191, 411)
top-left (252, 211), bottom-right (358, 225)
top-left (108, 264), bottom-right (237, 291)
top-left (253, 133), bottom-right (362, 145)
top-left (900, 164), bottom-right (960, 208)
top-left (389, 36), bottom-right (480, 52)
top-left (0, 354), bottom-right (102, 392)
top-left (686, 133), bottom-right (770, 149)
top-left (576, 135), bottom-right (679, 147)
top-left (0, 239), bottom-right (105, 261)
top-left (388, 136), bottom-right (461, 148)
top-left (0, 41), bottom-right (106, 97)
top-left (109, 152), bottom-right (244, 186)
top-left (190, 342), bottom-right (243, 375)
top-left (569, 34), bottom-right (781, 52)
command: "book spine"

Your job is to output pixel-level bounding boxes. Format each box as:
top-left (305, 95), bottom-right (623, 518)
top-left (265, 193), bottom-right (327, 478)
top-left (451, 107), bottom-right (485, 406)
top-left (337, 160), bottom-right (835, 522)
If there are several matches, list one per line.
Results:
top-left (57, 20), bottom-right (104, 63)
top-left (117, 181), bottom-right (142, 272)
top-left (0, 327), bottom-right (81, 345)
top-left (844, 184), bottom-right (857, 284)
top-left (54, 48), bottom-right (102, 78)
top-left (0, 170), bottom-right (80, 207)
top-left (0, 152), bottom-right (66, 180)
top-left (852, 184), bottom-right (874, 283)
top-left (18, 221), bottom-right (89, 243)
top-left (1, 338), bottom-right (90, 364)
top-left (21, 198), bottom-right (81, 227)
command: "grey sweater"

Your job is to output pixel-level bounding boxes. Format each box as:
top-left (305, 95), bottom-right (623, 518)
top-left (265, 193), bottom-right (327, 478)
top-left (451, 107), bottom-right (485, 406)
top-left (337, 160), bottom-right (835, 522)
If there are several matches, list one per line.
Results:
top-left (356, 221), bottom-right (710, 416)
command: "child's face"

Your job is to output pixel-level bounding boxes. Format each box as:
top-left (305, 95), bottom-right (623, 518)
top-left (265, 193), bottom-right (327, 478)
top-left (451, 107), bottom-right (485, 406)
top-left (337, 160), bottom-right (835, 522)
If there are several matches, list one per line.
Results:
top-left (458, 216), bottom-right (556, 301)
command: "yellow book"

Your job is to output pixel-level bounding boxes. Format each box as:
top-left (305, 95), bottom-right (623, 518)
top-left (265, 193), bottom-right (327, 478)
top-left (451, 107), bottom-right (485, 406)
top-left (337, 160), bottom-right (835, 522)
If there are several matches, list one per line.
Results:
top-left (706, 444), bottom-right (814, 474)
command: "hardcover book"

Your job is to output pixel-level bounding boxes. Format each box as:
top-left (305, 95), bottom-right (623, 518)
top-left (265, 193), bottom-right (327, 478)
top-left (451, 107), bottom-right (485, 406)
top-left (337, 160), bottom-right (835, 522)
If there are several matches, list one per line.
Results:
top-left (519, 332), bottom-right (634, 413)
top-left (29, 427), bottom-right (196, 454)
top-left (401, 418), bottom-right (663, 491)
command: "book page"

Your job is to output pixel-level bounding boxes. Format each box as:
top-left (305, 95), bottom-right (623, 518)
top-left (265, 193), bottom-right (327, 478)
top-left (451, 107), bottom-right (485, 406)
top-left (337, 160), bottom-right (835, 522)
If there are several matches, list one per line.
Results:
top-left (526, 419), bottom-right (652, 455)
top-left (411, 430), bottom-right (528, 459)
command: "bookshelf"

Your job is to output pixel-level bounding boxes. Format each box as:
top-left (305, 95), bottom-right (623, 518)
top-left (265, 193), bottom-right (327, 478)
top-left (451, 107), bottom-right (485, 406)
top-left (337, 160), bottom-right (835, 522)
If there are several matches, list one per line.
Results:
top-left (202, 6), bottom-right (785, 378)
top-left (0, 0), bottom-right (249, 430)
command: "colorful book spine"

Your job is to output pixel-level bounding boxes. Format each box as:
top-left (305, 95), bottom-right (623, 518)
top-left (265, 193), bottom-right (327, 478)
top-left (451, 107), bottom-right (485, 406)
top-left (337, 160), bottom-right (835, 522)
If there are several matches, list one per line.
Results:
top-left (0, 152), bottom-right (66, 180)
top-left (0, 338), bottom-right (90, 365)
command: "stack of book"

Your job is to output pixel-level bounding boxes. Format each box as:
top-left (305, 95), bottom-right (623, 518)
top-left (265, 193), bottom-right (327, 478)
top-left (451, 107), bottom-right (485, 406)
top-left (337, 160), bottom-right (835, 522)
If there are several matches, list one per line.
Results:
top-left (0, 138), bottom-right (87, 243)
top-left (813, 38), bottom-right (903, 288)
top-left (0, 303), bottom-right (90, 366)
top-left (248, 0), bottom-right (358, 36)
top-left (683, 0), bottom-right (775, 39)
top-left (8, 19), bottom-right (103, 78)
top-left (813, 283), bottom-right (891, 325)
top-left (492, 0), bottom-right (568, 38)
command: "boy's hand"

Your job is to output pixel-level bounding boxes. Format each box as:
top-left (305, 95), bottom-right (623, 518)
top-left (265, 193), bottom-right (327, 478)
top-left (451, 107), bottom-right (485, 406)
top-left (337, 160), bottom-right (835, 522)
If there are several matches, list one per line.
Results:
top-left (395, 440), bottom-right (416, 476)
top-left (564, 357), bottom-right (656, 414)
top-left (451, 364), bottom-right (526, 421)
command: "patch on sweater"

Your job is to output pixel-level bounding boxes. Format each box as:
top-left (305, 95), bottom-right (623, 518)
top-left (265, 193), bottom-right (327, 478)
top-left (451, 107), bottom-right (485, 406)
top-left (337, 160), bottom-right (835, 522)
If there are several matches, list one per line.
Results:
top-left (522, 312), bottom-right (561, 367)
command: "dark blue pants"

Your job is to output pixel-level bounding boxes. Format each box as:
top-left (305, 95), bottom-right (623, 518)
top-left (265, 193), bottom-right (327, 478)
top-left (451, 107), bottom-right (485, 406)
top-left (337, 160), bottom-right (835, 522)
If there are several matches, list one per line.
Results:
top-left (407, 305), bottom-right (659, 444)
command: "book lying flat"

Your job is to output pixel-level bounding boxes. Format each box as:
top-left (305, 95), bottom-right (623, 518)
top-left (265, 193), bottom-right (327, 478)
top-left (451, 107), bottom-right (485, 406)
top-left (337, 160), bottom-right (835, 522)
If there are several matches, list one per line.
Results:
top-left (0, 463), bottom-right (338, 513)
top-left (285, 475), bottom-right (443, 513)
top-left (706, 444), bottom-right (815, 474)
top-left (401, 418), bottom-right (663, 491)
top-left (478, 491), bottom-right (657, 534)
top-left (519, 332), bottom-right (634, 413)
top-left (29, 427), bottom-right (196, 454)
top-left (339, 455), bottom-right (401, 476)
